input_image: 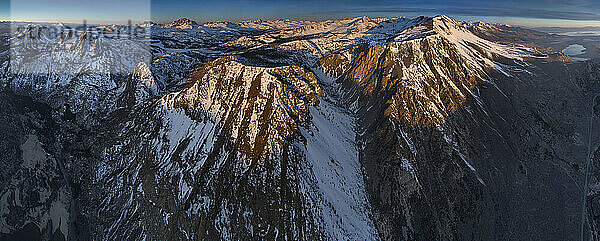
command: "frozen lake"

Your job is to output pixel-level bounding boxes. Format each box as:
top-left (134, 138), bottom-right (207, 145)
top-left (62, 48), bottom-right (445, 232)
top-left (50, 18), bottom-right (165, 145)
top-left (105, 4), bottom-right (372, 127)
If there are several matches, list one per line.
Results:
top-left (562, 44), bottom-right (587, 61)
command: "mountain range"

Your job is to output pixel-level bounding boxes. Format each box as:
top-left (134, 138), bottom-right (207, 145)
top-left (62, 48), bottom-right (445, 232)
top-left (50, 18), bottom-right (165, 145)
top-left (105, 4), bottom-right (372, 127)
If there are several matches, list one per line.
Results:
top-left (0, 15), bottom-right (599, 240)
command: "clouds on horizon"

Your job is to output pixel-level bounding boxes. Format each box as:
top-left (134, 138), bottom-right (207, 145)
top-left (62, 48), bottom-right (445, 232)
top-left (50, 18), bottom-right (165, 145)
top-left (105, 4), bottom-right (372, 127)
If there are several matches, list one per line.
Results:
top-left (148, 0), bottom-right (599, 26)
top-left (1, 0), bottom-right (599, 26)
top-left (291, 0), bottom-right (599, 24)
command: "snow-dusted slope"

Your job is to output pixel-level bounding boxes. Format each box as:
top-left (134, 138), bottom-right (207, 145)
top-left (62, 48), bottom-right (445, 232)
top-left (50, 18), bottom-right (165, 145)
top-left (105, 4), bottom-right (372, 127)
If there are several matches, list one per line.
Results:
top-left (297, 79), bottom-right (378, 240)
top-left (93, 55), bottom-right (380, 240)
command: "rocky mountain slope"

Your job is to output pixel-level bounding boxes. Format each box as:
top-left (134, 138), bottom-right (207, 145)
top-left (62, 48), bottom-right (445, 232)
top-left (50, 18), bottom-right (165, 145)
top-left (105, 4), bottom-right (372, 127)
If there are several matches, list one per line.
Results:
top-left (0, 15), bottom-right (599, 240)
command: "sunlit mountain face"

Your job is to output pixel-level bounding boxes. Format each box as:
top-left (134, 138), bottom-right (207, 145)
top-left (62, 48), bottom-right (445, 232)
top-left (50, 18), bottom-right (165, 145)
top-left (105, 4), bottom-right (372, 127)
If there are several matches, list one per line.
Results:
top-left (0, 0), bottom-right (600, 240)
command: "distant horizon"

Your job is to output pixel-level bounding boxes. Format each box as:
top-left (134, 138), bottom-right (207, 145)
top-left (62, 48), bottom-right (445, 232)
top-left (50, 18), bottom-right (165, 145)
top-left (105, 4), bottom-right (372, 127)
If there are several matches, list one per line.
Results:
top-left (1, 0), bottom-right (599, 28)
top-left (4, 15), bottom-right (600, 29)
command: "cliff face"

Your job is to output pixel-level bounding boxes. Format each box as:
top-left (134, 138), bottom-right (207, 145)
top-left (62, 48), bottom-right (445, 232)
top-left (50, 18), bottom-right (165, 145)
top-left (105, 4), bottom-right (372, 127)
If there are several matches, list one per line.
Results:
top-left (350, 60), bottom-right (600, 240)
top-left (339, 36), bottom-right (483, 126)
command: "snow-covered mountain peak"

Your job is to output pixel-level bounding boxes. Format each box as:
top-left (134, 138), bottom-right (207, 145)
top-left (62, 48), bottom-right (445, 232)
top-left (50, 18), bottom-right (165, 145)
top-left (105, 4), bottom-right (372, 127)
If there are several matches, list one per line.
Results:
top-left (132, 61), bottom-right (153, 80)
top-left (237, 19), bottom-right (314, 30)
top-left (137, 21), bottom-right (158, 28)
top-left (202, 20), bottom-right (234, 28)
top-left (158, 56), bottom-right (323, 160)
top-left (167, 18), bottom-right (199, 29)
top-left (322, 15), bottom-right (532, 126)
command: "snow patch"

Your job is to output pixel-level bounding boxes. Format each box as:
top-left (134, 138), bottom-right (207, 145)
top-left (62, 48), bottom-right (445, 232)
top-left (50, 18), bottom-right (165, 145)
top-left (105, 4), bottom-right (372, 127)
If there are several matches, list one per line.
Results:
top-left (297, 97), bottom-right (379, 240)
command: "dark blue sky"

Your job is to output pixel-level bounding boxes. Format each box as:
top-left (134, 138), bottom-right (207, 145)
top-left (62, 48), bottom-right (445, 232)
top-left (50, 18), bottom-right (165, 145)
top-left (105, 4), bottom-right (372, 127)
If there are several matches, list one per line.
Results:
top-left (2, 0), bottom-right (599, 27)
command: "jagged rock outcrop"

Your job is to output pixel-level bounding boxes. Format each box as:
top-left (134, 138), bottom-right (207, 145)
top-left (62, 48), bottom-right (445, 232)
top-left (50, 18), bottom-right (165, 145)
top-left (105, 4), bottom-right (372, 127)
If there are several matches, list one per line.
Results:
top-left (167, 18), bottom-right (200, 29)
top-left (161, 56), bottom-right (322, 159)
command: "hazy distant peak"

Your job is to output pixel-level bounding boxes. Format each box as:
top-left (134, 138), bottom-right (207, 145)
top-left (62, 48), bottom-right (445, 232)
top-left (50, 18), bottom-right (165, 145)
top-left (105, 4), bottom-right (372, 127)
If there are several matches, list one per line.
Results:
top-left (167, 18), bottom-right (199, 29)
top-left (137, 21), bottom-right (158, 27)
